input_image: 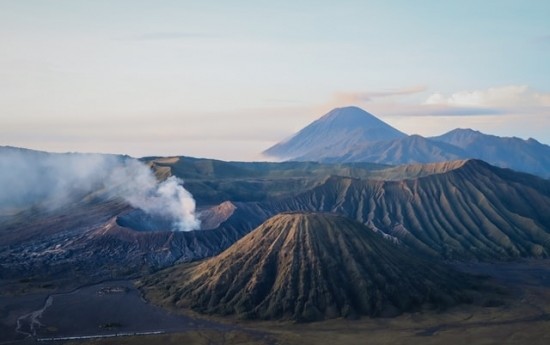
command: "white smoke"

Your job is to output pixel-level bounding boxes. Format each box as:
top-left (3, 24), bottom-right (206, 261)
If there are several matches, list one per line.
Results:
top-left (110, 159), bottom-right (201, 231)
top-left (0, 147), bottom-right (200, 231)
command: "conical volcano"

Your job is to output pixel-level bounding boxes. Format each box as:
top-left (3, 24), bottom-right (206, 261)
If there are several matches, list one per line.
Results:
top-left (142, 213), bottom-right (479, 321)
top-left (263, 106), bottom-right (406, 161)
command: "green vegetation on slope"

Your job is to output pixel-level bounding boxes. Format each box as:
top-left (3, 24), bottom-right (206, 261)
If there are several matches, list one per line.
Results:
top-left (143, 156), bottom-right (389, 204)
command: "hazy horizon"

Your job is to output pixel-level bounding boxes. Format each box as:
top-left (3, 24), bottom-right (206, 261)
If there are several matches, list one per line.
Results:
top-left (1, 1), bottom-right (549, 160)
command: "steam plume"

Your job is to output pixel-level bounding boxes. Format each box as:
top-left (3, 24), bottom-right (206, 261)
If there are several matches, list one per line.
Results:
top-left (0, 147), bottom-right (200, 231)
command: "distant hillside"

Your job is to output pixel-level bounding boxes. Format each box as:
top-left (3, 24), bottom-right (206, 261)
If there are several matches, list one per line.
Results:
top-left (144, 155), bottom-right (390, 204)
top-left (141, 213), bottom-right (480, 321)
top-left (324, 134), bottom-right (466, 164)
top-left (262, 107), bottom-right (550, 178)
top-left (431, 128), bottom-right (550, 178)
top-left (262, 106), bottom-right (406, 161)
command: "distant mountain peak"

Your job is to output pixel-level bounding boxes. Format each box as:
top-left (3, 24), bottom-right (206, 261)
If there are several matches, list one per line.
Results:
top-left (320, 106), bottom-right (379, 121)
top-left (261, 107), bottom-right (550, 178)
top-left (452, 128), bottom-right (479, 133)
top-left (263, 106), bottom-right (406, 161)
top-left (404, 134), bottom-right (425, 141)
top-left (321, 105), bottom-right (363, 116)
top-left (446, 128), bottom-right (483, 135)
top-left (432, 128), bottom-right (487, 143)
top-left (527, 137), bottom-right (542, 144)
top-left (315, 107), bottom-right (403, 132)
top-left (430, 129), bottom-right (550, 177)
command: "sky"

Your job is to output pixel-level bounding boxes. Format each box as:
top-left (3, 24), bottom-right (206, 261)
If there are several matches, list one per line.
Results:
top-left (1, 0), bottom-right (549, 160)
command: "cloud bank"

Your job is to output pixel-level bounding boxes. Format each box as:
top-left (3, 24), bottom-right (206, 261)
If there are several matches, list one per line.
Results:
top-left (425, 85), bottom-right (550, 108)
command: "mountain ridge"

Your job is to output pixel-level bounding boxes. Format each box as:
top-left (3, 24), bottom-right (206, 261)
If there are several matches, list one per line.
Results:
top-left (324, 134), bottom-right (467, 165)
top-left (263, 107), bottom-right (550, 178)
top-left (248, 159), bottom-right (550, 260)
top-left (431, 128), bottom-right (550, 177)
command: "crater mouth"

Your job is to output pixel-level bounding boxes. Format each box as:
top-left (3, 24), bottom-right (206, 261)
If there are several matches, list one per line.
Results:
top-left (116, 209), bottom-right (176, 232)
top-left (116, 201), bottom-right (237, 232)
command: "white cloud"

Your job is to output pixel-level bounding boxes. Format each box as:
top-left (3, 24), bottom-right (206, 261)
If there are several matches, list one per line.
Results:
top-left (333, 85), bottom-right (427, 104)
top-left (424, 85), bottom-right (550, 107)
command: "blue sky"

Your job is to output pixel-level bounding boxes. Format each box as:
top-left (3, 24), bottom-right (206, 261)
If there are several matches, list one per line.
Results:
top-left (1, 0), bottom-right (549, 160)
